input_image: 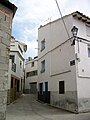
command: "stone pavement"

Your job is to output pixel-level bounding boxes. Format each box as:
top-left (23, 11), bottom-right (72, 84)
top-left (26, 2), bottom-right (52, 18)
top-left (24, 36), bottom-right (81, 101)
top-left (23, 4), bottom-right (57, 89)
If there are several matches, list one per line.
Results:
top-left (6, 94), bottom-right (90, 120)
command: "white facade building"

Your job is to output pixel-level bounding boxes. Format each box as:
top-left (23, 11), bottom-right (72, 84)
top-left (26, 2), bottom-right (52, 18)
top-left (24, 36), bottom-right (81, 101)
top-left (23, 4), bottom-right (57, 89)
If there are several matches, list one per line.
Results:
top-left (25, 57), bottom-right (38, 94)
top-left (38, 11), bottom-right (90, 113)
top-left (7, 36), bottom-right (27, 104)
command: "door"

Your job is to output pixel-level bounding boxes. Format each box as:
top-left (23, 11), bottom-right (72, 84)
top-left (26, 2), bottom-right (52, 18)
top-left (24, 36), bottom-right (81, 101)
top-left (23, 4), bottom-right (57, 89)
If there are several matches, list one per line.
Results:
top-left (45, 82), bottom-right (48, 92)
top-left (30, 82), bottom-right (37, 94)
top-left (44, 82), bottom-right (49, 103)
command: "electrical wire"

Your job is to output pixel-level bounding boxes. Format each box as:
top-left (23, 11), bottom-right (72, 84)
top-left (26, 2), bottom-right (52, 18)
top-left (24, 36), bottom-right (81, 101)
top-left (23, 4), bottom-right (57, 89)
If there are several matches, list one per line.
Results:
top-left (54, 0), bottom-right (70, 39)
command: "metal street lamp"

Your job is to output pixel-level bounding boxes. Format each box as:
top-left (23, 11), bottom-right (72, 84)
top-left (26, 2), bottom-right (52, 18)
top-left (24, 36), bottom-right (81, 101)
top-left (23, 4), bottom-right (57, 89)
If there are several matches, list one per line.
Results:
top-left (71, 26), bottom-right (78, 37)
top-left (71, 26), bottom-right (78, 45)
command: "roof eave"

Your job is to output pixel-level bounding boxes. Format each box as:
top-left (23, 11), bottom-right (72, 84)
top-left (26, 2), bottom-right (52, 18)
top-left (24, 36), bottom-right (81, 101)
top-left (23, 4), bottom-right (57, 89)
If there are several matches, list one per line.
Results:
top-left (0, 0), bottom-right (17, 17)
top-left (72, 11), bottom-right (90, 24)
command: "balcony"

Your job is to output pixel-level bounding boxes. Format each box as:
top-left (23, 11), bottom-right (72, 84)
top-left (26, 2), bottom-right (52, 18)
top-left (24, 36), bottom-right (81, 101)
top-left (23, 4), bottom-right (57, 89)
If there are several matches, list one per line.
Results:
top-left (11, 63), bottom-right (16, 72)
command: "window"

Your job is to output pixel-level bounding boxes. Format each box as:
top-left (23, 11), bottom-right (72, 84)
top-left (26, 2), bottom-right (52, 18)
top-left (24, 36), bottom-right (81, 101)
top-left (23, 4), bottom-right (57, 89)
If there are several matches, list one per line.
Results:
top-left (31, 62), bottom-right (34, 67)
top-left (88, 45), bottom-right (90, 57)
top-left (41, 60), bottom-right (45, 73)
top-left (4, 15), bottom-right (9, 22)
top-left (26, 70), bottom-right (38, 77)
top-left (18, 45), bottom-right (23, 54)
top-left (12, 63), bottom-right (16, 72)
top-left (4, 15), bottom-right (6, 21)
top-left (59, 81), bottom-right (65, 94)
top-left (70, 60), bottom-right (75, 66)
top-left (41, 39), bottom-right (45, 51)
top-left (86, 25), bottom-right (90, 37)
top-left (10, 55), bottom-right (15, 63)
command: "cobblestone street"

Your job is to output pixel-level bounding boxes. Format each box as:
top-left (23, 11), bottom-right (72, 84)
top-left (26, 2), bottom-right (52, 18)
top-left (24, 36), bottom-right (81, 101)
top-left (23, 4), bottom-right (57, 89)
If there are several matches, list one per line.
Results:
top-left (6, 94), bottom-right (90, 120)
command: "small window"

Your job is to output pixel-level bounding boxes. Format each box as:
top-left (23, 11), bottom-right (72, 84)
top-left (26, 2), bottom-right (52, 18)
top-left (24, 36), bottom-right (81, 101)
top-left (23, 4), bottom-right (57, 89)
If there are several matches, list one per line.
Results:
top-left (31, 62), bottom-right (34, 67)
top-left (70, 60), bottom-right (75, 66)
top-left (4, 15), bottom-right (6, 21)
top-left (41, 60), bottom-right (45, 73)
top-left (41, 39), bottom-right (45, 51)
top-left (59, 81), bottom-right (65, 94)
top-left (88, 45), bottom-right (90, 57)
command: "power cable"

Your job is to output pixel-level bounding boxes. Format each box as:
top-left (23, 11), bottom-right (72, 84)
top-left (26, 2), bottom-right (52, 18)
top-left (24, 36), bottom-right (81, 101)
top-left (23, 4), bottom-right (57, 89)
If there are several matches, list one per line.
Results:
top-left (54, 0), bottom-right (70, 39)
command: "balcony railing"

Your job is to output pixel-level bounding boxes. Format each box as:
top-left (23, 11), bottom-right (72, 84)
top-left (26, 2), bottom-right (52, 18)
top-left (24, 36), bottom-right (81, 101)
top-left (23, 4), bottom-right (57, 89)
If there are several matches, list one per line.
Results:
top-left (12, 63), bottom-right (16, 72)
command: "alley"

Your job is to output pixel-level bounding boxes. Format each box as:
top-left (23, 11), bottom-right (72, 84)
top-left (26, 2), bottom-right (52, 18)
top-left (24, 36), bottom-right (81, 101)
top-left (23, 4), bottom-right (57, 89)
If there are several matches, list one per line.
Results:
top-left (6, 94), bottom-right (90, 120)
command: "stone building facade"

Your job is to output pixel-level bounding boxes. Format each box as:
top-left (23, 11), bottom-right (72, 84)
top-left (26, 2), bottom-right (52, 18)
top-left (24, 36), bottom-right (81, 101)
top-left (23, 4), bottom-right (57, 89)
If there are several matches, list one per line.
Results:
top-left (0, 1), bottom-right (17, 119)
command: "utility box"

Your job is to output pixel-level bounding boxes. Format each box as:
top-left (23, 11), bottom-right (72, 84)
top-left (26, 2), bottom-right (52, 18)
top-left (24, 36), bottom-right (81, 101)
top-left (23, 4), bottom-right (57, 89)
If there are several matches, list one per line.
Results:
top-left (0, 1), bottom-right (17, 119)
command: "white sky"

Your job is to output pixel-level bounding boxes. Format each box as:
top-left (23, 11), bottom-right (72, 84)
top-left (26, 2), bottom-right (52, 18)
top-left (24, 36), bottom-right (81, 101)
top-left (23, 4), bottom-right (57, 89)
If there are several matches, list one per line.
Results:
top-left (10, 0), bottom-right (90, 59)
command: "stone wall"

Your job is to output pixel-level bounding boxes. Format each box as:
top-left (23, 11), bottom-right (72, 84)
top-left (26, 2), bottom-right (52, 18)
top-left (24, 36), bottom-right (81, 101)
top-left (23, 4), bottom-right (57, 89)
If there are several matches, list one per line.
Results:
top-left (0, 16), bottom-right (11, 119)
top-left (0, 43), bottom-right (9, 120)
top-left (0, 1), bottom-right (17, 119)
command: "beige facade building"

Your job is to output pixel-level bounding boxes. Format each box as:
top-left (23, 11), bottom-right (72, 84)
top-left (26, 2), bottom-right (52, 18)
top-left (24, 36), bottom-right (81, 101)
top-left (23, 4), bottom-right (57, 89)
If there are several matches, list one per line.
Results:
top-left (38, 11), bottom-right (90, 113)
top-left (0, 0), bottom-right (17, 119)
top-left (25, 56), bottom-right (38, 94)
top-left (7, 36), bottom-right (27, 104)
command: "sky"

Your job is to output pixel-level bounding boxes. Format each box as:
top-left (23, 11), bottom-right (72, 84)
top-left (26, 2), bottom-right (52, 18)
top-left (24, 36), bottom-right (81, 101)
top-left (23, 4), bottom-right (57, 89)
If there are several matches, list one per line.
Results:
top-left (9, 0), bottom-right (90, 59)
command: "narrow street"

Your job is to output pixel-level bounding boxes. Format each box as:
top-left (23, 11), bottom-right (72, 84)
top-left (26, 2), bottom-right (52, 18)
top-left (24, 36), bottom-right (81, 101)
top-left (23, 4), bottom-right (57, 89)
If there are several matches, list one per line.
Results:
top-left (6, 94), bottom-right (90, 120)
